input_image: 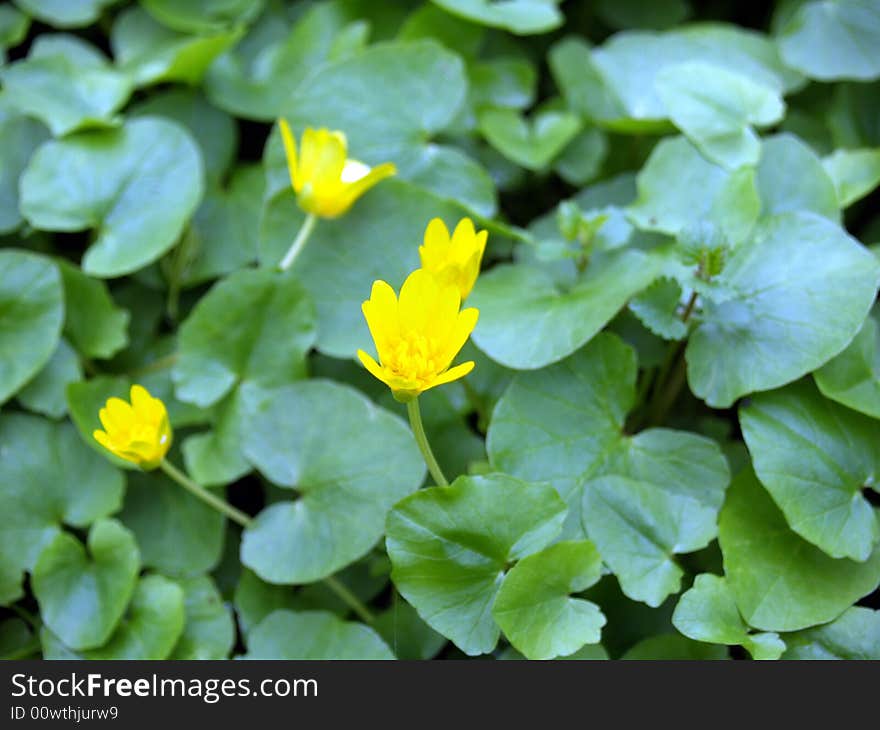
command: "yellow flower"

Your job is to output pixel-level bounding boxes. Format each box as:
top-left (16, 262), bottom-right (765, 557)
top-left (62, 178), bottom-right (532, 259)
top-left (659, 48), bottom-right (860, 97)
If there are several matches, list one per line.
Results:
top-left (418, 217), bottom-right (488, 300)
top-left (278, 119), bottom-right (396, 219)
top-left (357, 269), bottom-right (479, 402)
top-left (93, 385), bottom-right (172, 470)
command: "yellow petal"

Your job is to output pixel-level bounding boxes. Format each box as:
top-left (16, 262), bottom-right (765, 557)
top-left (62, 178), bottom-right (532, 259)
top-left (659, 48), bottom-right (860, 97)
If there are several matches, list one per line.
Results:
top-left (362, 280), bottom-right (399, 361)
top-left (437, 307), bottom-right (479, 370)
top-left (429, 361), bottom-right (475, 389)
top-left (278, 118), bottom-right (299, 190)
top-left (298, 128), bottom-right (347, 191)
top-left (357, 349), bottom-right (393, 387)
top-left (333, 162), bottom-right (397, 217)
top-left (450, 217), bottom-right (477, 258)
top-left (418, 217), bottom-right (451, 270)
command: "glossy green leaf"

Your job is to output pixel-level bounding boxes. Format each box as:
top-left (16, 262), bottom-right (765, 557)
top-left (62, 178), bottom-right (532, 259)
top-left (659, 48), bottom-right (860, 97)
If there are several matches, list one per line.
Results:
top-left (815, 311), bottom-right (880, 418)
top-left (170, 576), bottom-right (235, 660)
top-left (686, 212), bottom-right (880, 408)
top-left (0, 251), bottom-right (63, 406)
top-left (0, 111), bottom-right (49, 233)
top-left (488, 333), bottom-right (729, 605)
top-left (58, 260), bottom-right (129, 359)
top-left (130, 89), bottom-right (238, 186)
top-left (32, 519), bottom-right (140, 650)
top-left (782, 607), bottom-right (880, 659)
top-left (240, 380), bottom-right (425, 584)
top-left (205, 2), bottom-right (366, 120)
top-left (777, 0), bottom-right (880, 81)
top-left (0, 414), bottom-right (123, 604)
top-left (173, 269), bottom-right (314, 407)
top-left (739, 379), bottom-right (880, 561)
top-left (479, 108), bottom-right (581, 170)
top-left (373, 598), bottom-right (447, 660)
top-left (469, 58), bottom-right (536, 110)
top-left (244, 609), bottom-right (393, 659)
top-left (119, 469), bottom-right (225, 577)
top-left (178, 166), bottom-right (262, 286)
top-left (553, 127), bottom-right (608, 186)
top-left (182, 390), bottom-right (251, 487)
top-left (555, 25), bottom-right (800, 129)
top-left (629, 278), bottom-right (688, 341)
top-left (386, 473), bottom-right (567, 655)
top-left (278, 40), bottom-right (495, 216)
top-left (142, 0), bottom-right (263, 33)
top-left (621, 634), bottom-right (728, 660)
top-left (655, 62), bottom-right (784, 168)
top-left (14, 0), bottom-right (121, 28)
top-left (629, 135), bottom-right (760, 244)
top-left (822, 147), bottom-right (880, 206)
top-left (469, 250), bottom-right (660, 369)
top-left (755, 134), bottom-right (840, 221)
top-left (42, 574), bottom-right (186, 659)
top-left (17, 339), bottom-right (82, 419)
top-left (718, 470), bottom-right (880, 632)
top-left (0, 43), bottom-right (131, 136)
top-left (430, 0), bottom-right (562, 34)
top-left (111, 7), bottom-right (243, 87)
top-left (493, 541), bottom-right (605, 660)
top-left (20, 118), bottom-right (204, 278)
top-left (672, 574), bottom-right (785, 660)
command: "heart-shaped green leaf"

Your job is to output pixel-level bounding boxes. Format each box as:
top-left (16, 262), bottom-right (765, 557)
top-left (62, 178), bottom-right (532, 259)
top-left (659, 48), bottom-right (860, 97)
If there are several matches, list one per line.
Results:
top-left (0, 414), bottom-right (123, 603)
top-left (777, 0), bottom-right (880, 81)
top-left (277, 40), bottom-right (495, 216)
top-left (0, 40), bottom-right (131, 136)
top-left (240, 380), bottom-right (425, 584)
top-left (111, 6), bottom-right (242, 87)
top-left (672, 574), bottom-right (785, 660)
top-left (58, 260), bottom-right (129, 359)
top-left (386, 473), bottom-right (567, 656)
top-left (243, 609), bottom-right (393, 659)
top-left (17, 338), bottom-right (82, 419)
top-left (32, 519), bottom-right (140, 650)
top-left (718, 469), bottom-right (880, 632)
top-left (686, 212), bottom-right (880, 408)
top-left (740, 379), bottom-right (880, 561)
top-left (488, 333), bottom-right (730, 605)
top-left (629, 135), bottom-right (760, 244)
top-left (170, 575), bottom-right (235, 660)
top-left (119, 468), bottom-right (226, 577)
top-left (478, 108), bottom-right (581, 170)
top-left (655, 61), bottom-right (784, 169)
top-left (20, 117), bottom-right (204, 278)
top-left (42, 574), bottom-right (186, 659)
top-left (0, 250), bottom-right (63, 406)
top-left (173, 268), bottom-right (316, 408)
top-left (782, 607), bottom-right (880, 660)
top-left (469, 250), bottom-right (660, 369)
top-left (815, 310), bottom-right (880, 418)
top-left (493, 540), bottom-right (605, 660)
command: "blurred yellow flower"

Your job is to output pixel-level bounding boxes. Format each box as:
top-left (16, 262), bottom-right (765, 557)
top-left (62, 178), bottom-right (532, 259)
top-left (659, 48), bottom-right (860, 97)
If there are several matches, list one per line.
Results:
top-left (93, 385), bottom-right (172, 470)
top-left (357, 269), bottom-right (479, 402)
top-left (278, 119), bottom-right (396, 219)
top-left (419, 217), bottom-right (488, 300)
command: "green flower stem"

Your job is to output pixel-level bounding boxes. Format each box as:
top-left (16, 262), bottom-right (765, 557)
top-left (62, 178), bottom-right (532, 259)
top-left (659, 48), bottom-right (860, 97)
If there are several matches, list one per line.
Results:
top-left (323, 575), bottom-right (375, 625)
top-left (279, 213), bottom-right (318, 271)
top-left (160, 459), bottom-right (253, 528)
top-left (158, 459), bottom-right (376, 624)
top-left (407, 398), bottom-right (448, 487)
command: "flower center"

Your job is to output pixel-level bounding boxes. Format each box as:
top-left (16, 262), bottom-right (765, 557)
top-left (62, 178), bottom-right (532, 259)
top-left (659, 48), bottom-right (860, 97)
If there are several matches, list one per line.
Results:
top-left (388, 332), bottom-right (440, 382)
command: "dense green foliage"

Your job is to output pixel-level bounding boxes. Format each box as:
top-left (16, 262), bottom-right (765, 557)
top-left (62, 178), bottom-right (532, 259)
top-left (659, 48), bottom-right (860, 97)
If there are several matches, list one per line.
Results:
top-left (2, 0), bottom-right (880, 660)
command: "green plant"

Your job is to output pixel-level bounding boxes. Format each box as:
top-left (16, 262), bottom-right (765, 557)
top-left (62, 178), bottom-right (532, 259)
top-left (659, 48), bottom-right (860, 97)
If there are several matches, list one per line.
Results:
top-left (1, 0), bottom-right (880, 661)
